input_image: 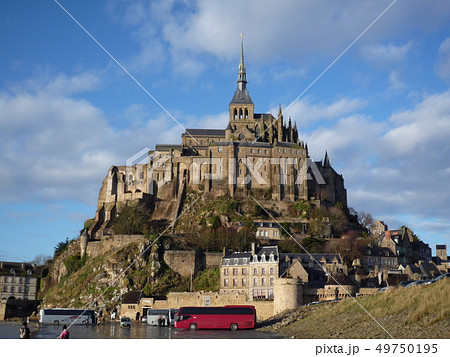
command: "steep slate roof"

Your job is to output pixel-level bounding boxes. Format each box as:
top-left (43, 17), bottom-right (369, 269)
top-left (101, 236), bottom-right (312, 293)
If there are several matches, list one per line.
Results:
top-left (326, 271), bottom-right (356, 286)
top-left (418, 261), bottom-right (441, 278)
top-left (364, 246), bottom-right (396, 257)
top-left (122, 290), bottom-right (143, 304)
top-left (183, 129), bottom-right (226, 137)
top-left (230, 87), bottom-right (253, 104)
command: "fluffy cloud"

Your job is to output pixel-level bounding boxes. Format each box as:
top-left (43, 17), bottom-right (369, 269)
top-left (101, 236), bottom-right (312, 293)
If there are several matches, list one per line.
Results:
top-left (302, 90), bottom-right (450, 235)
top-left (0, 72), bottom-right (185, 205)
top-left (110, 0), bottom-right (450, 75)
top-left (360, 42), bottom-right (412, 65)
top-left (436, 37), bottom-right (450, 81)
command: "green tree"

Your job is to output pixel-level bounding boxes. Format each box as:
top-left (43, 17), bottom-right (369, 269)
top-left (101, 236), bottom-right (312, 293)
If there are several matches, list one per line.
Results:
top-left (111, 204), bottom-right (151, 235)
top-left (54, 238), bottom-right (71, 256)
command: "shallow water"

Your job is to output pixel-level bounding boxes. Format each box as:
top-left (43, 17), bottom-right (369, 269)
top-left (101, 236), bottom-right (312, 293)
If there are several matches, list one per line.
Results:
top-left (1, 321), bottom-right (283, 339)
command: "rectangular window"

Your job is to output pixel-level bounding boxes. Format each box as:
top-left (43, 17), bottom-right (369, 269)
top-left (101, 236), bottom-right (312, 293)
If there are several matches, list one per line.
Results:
top-left (270, 278), bottom-right (274, 286)
top-left (242, 268), bottom-right (247, 275)
top-left (262, 268), bottom-right (266, 275)
top-left (265, 150), bottom-right (268, 154)
top-left (224, 269), bottom-right (228, 276)
top-left (253, 278), bottom-right (257, 286)
top-left (258, 149), bottom-right (261, 154)
top-left (242, 278), bottom-right (247, 287)
top-left (233, 268), bottom-right (238, 276)
top-left (233, 279), bottom-right (237, 287)
top-left (262, 278), bottom-right (266, 286)
top-left (253, 268), bottom-right (258, 275)
top-left (224, 279), bottom-right (228, 287)
top-left (270, 267), bottom-right (274, 275)
top-left (250, 149), bottom-right (254, 153)
top-left (218, 147), bottom-right (222, 152)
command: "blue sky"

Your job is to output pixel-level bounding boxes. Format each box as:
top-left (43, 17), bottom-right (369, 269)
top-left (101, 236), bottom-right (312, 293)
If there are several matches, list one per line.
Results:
top-left (1, 0), bottom-right (450, 261)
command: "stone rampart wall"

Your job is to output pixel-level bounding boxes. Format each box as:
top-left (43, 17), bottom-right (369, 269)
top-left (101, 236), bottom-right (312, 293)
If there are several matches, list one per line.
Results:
top-left (204, 253), bottom-right (223, 269)
top-left (86, 235), bottom-right (146, 258)
top-left (163, 250), bottom-right (199, 277)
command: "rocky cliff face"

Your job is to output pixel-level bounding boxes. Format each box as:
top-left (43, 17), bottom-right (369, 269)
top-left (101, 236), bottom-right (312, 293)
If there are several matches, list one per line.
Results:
top-left (41, 237), bottom-right (183, 311)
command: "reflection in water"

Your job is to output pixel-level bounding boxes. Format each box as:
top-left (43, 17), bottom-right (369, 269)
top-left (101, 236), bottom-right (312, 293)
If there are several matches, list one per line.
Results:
top-left (30, 321), bottom-right (282, 339)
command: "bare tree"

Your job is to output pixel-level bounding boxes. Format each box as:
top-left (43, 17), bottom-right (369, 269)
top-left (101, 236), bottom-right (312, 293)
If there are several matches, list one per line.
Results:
top-left (358, 211), bottom-right (373, 229)
top-left (31, 254), bottom-right (52, 266)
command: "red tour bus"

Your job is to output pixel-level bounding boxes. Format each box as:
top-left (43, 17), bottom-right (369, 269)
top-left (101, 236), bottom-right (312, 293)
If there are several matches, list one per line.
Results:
top-left (174, 305), bottom-right (256, 330)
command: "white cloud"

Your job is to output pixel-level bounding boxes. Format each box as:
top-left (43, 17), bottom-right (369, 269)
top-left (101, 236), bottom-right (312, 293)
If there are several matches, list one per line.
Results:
top-left (0, 73), bottom-right (185, 205)
top-left (436, 37), bottom-right (450, 81)
top-left (387, 70), bottom-right (407, 92)
top-left (110, 0), bottom-right (450, 75)
top-left (280, 97), bottom-right (367, 128)
top-left (360, 42), bottom-right (412, 65)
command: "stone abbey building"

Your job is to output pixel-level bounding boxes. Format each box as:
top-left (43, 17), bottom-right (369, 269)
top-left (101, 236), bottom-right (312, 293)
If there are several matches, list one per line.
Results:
top-left (87, 38), bottom-right (347, 240)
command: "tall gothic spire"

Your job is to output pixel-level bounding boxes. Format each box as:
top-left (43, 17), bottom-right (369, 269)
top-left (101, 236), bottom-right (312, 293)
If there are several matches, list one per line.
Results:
top-left (230, 33), bottom-right (253, 105)
top-left (237, 33), bottom-right (247, 90)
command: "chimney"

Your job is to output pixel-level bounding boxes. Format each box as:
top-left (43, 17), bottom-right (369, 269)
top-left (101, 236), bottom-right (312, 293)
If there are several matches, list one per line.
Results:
top-left (251, 242), bottom-right (256, 255)
top-left (436, 244), bottom-right (447, 261)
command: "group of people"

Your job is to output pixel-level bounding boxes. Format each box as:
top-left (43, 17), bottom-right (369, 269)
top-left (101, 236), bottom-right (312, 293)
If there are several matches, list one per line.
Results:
top-left (19, 321), bottom-right (69, 339)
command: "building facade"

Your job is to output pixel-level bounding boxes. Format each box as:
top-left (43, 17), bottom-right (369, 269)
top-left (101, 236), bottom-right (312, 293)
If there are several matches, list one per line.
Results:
top-left (0, 262), bottom-right (40, 301)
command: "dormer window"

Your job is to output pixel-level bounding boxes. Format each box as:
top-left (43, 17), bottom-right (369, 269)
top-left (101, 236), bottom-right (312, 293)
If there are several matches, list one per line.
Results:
top-left (261, 253), bottom-right (266, 262)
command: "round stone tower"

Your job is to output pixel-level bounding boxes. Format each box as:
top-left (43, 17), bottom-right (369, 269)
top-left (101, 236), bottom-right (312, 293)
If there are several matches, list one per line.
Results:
top-left (80, 229), bottom-right (89, 257)
top-left (274, 277), bottom-right (302, 315)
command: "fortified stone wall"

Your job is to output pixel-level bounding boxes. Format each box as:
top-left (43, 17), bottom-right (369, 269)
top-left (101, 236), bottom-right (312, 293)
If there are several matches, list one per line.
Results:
top-left (204, 253), bottom-right (223, 269)
top-left (163, 250), bottom-right (200, 278)
top-left (86, 235), bottom-right (146, 259)
top-left (273, 278), bottom-right (302, 314)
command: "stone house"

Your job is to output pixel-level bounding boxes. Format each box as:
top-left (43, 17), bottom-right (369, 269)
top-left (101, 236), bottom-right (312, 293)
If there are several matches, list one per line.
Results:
top-left (254, 221), bottom-right (282, 241)
top-left (0, 262), bottom-right (40, 301)
top-left (433, 244), bottom-right (450, 272)
top-left (361, 246), bottom-right (398, 272)
top-left (380, 228), bottom-right (413, 265)
top-left (369, 220), bottom-right (388, 237)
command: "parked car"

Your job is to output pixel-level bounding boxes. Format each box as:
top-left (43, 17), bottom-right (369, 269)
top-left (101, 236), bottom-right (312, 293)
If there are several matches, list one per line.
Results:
top-left (141, 316), bottom-right (147, 323)
top-left (404, 280), bottom-right (425, 288)
top-left (430, 272), bottom-right (450, 283)
top-left (120, 317), bottom-right (131, 328)
top-left (397, 280), bottom-right (415, 288)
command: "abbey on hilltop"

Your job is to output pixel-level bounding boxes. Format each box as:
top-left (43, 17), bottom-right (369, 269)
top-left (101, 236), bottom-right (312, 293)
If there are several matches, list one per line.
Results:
top-left (86, 36), bottom-right (347, 240)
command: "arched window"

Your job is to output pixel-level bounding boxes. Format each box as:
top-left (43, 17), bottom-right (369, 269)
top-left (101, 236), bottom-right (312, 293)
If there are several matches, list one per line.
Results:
top-left (239, 109), bottom-right (243, 119)
top-left (245, 109), bottom-right (248, 119)
top-left (234, 109), bottom-right (238, 119)
top-left (140, 172), bottom-right (144, 180)
top-left (128, 174), bottom-right (133, 181)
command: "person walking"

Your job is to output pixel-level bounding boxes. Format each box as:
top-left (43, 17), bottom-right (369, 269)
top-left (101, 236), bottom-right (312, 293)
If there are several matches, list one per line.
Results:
top-left (58, 325), bottom-right (70, 339)
top-left (19, 321), bottom-right (30, 339)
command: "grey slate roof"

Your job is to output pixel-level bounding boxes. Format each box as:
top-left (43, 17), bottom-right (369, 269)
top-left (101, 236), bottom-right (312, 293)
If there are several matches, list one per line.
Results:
top-left (183, 129), bottom-right (226, 137)
top-left (230, 87), bottom-right (253, 104)
top-left (122, 290), bottom-right (143, 304)
top-left (154, 144), bottom-right (182, 152)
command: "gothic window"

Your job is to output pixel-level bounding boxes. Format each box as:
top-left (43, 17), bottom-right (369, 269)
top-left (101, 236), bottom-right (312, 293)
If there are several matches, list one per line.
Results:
top-left (239, 109), bottom-right (243, 119)
top-left (245, 109), bottom-right (248, 119)
top-left (234, 109), bottom-right (237, 119)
